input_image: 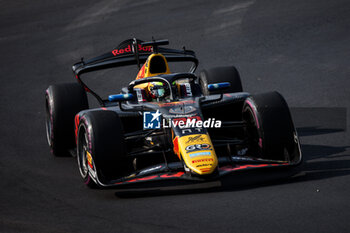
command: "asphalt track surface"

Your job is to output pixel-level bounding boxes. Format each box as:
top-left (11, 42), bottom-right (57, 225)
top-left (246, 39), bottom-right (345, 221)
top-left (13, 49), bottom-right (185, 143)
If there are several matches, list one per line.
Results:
top-left (1, 0), bottom-right (350, 232)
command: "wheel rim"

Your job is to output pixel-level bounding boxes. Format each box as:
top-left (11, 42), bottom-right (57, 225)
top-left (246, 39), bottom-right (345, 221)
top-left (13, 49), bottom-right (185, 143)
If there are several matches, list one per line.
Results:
top-left (45, 99), bottom-right (52, 147)
top-left (77, 126), bottom-right (89, 178)
top-left (199, 75), bottom-right (208, 96)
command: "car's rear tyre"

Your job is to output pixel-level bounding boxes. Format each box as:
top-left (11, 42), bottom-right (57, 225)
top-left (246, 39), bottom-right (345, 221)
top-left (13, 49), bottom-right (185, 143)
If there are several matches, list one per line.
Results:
top-left (45, 83), bottom-right (88, 157)
top-left (243, 92), bottom-right (296, 161)
top-left (199, 66), bottom-right (243, 95)
top-left (77, 111), bottom-right (128, 188)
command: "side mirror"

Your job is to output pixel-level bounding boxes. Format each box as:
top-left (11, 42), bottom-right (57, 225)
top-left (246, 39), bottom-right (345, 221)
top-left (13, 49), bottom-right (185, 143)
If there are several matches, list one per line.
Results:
top-left (108, 93), bottom-right (134, 102)
top-left (207, 82), bottom-right (231, 93)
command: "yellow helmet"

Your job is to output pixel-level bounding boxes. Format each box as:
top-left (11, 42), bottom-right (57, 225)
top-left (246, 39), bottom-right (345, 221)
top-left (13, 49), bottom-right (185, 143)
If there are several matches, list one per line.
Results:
top-left (148, 82), bottom-right (167, 99)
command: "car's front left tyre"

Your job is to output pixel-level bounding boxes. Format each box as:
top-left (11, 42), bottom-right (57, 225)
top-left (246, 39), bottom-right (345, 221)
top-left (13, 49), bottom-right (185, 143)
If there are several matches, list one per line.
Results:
top-left (242, 91), bottom-right (297, 161)
top-left (45, 83), bottom-right (88, 157)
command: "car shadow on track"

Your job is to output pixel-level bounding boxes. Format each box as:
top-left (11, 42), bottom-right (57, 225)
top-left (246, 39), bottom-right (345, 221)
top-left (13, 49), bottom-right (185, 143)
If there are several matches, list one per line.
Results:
top-left (297, 127), bottom-right (344, 137)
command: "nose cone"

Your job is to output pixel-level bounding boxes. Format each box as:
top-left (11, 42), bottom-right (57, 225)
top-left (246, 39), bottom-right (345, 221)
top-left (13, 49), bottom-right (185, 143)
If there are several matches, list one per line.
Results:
top-left (177, 134), bottom-right (218, 175)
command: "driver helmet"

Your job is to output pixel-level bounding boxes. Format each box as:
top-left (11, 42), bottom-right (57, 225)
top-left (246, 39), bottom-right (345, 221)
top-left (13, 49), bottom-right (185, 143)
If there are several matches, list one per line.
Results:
top-left (148, 82), bottom-right (166, 99)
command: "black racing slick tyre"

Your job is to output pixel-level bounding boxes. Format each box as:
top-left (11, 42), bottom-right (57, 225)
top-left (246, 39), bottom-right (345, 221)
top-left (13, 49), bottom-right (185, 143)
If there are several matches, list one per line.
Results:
top-left (77, 111), bottom-right (128, 188)
top-left (199, 66), bottom-right (243, 95)
top-left (45, 83), bottom-right (88, 157)
top-left (243, 92), bottom-right (296, 161)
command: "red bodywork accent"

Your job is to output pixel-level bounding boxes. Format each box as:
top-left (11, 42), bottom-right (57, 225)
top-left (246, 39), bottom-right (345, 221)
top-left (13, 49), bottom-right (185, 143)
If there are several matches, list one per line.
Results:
top-left (136, 63), bottom-right (146, 79)
top-left (173, 137), bottom-right (180, 158)
top-left (74, 114), bottom-right (80, 144)
top-left (115, 172), bottom-right (186, 184)
top-left (172, 116), bottom-right (201, 125)
top-left (127, 175), bottom-right (158, 183)
top-left (160, 172), bottom-right (185, 178)
top-left (75, 75), bottom-right (90, 92)
top-left (111, 164), bottom-right (290, 186)
top-left (200, 168), bottom-right (211, 172)
top-left (135, 175), bottom-right (158, 181)
top-left (220, 163), bottom-right (288, 172)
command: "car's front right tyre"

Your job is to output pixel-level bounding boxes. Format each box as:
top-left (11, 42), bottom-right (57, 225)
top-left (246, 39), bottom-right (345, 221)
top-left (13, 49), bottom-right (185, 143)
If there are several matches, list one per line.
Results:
top-left (77, 111), bottom-right (129, 188)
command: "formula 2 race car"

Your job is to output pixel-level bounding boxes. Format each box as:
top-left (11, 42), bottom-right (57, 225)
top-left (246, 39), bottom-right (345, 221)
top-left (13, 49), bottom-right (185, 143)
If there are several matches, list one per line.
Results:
top-left (45, 38), bottom-right (302, 188)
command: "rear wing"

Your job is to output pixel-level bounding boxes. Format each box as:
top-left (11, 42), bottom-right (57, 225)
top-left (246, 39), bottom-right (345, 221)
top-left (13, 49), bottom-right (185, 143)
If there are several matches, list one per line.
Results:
top-left (72, 38), bottom-right (199, 76)
top-left (71, 38), bottom-right (199, 106)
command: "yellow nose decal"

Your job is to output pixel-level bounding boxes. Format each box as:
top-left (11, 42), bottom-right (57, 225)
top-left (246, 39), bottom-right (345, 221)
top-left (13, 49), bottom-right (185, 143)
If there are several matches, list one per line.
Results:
top-left (178, 134), bottom-right (218, 175)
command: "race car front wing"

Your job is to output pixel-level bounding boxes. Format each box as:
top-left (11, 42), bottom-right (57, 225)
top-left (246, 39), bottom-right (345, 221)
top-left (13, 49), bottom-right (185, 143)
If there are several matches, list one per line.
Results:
top-left (94, 154), bottom-right (302, 188)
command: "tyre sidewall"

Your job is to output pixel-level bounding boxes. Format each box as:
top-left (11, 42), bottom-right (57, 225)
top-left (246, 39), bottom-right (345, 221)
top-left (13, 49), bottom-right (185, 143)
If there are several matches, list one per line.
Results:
top-left (243, 92), bottom-right (296, 160)
top-left (77, 111), bottom-right (127, 185)
top-left (45, 83), bottom-right (88, 156)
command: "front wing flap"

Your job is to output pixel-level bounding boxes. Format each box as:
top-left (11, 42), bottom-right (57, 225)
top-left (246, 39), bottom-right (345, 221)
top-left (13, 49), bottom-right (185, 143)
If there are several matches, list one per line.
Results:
top-left (98, 160), bottom-right (294, 188)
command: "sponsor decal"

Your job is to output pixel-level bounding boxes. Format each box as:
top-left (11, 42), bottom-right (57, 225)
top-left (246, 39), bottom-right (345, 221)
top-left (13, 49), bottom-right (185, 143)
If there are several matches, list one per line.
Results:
top-left (185, 143), bottom-right (211, 152)
top-left (196, 164), bottom-right (212, 168)
top-left (184, 83), bottom-right (192, 97)
top-left (169, 106), bottom-right (196, 114)
top-left (181, 128), bottom-right (204, 135)
top-left (139, 165), bottom-right (163, 175)
top-left (112, 44), bottom-right (152, 56)
top-left (186, 135), bottom-right (204, 144)
top-left (143, 110), bottom-right (161, 129)
top-left (230, 156), bottom-right (254, 161)
top-left (189, 151), bottom-right (211, 157)
top-left (192, 158), bottom-right (214, 164)
top-left (135, 88), bottom-right (145, 102)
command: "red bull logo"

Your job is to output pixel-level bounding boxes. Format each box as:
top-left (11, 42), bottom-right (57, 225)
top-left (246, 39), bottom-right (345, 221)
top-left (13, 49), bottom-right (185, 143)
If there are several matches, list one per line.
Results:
top-left (112, 44), bottom-right (152, 56)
